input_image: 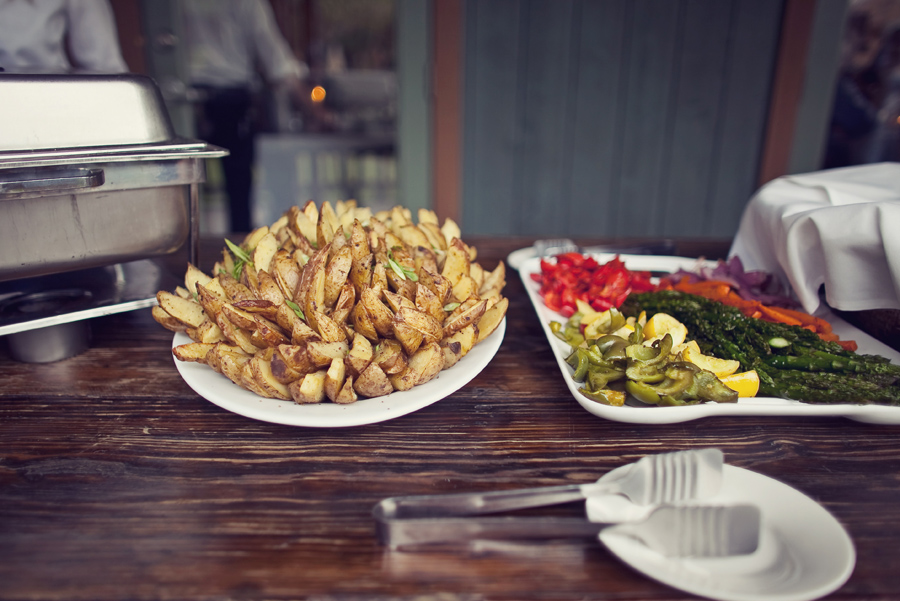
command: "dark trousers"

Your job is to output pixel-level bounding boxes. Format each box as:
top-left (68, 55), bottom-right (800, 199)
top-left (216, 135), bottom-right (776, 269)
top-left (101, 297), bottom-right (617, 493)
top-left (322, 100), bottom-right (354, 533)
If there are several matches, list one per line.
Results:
top-left (195, 86), bottom-right (256, 233)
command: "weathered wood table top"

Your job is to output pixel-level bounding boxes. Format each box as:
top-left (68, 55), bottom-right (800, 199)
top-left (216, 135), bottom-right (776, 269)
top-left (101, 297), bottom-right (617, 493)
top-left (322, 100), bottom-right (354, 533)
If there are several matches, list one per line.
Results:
top-left (2, 236), bottom-right (899, 601)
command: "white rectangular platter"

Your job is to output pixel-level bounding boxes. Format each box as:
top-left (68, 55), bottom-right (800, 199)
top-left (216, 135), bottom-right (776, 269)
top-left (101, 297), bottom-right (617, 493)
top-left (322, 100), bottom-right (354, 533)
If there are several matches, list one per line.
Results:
top-left (519, 252), bottom-right (900, 425)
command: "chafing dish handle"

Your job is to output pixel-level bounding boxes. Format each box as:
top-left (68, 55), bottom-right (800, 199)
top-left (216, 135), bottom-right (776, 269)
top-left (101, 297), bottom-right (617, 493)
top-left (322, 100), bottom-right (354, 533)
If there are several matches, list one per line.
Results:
top-left (0, 167), bottom-right (104, 197)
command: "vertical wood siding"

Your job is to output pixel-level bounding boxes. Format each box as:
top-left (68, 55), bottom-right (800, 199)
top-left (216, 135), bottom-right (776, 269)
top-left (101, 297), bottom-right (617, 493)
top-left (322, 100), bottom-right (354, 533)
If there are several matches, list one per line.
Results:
top-left (461, 0), bottom-right (783, 238)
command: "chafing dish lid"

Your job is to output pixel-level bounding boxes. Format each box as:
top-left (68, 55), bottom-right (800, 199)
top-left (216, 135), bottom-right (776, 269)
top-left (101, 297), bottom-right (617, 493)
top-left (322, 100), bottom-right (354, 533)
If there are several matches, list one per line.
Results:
top-left (0, 73), bottom-right (226, 170)
top-left (1, 72), bottom-right (174, 152)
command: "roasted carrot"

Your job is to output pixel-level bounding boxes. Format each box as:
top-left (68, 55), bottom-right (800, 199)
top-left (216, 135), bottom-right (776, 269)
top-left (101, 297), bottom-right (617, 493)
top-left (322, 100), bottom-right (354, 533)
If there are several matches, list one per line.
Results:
top-left (766, 305), bottom-right (834, 334)
top-left (757, 305), bottom-right (805, 328)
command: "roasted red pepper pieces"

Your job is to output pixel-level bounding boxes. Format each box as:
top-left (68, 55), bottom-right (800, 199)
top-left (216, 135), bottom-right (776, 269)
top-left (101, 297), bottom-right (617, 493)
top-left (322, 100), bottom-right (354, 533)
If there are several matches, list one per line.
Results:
top-left (532, 253), bottom-right (657, 316)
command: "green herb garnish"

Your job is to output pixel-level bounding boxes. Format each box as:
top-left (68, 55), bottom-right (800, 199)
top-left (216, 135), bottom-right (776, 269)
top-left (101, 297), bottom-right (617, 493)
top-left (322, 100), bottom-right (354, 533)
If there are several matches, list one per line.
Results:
top-left (285, 299), bottom-right (306, 321)
top-left (224, 238), bottom-right (254, 279)
top-left (387, 250), bottom-right (418, 282)
top-left (225, 238), bottom-right (252, 262)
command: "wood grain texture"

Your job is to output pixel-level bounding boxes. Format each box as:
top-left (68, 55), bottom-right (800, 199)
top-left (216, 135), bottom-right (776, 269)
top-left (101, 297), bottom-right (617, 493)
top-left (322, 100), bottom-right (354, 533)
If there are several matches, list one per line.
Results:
top-left (2, 236), bottom-right (900, 600)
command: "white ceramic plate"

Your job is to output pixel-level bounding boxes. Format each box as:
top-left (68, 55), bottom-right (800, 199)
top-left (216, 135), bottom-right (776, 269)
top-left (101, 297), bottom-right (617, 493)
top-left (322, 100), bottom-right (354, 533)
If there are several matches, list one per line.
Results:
top-left (519, 252), bottom-right (900, 424)
top-left (595, 464), bottom-right (856, 601)
top-left (172, 318), bottom-right (505, 427)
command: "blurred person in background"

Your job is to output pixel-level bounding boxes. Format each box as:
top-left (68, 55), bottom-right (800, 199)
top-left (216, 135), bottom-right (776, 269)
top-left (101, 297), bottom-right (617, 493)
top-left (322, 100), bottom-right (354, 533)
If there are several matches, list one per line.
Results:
top-left (182, 0), bottom-right (329, 233)
top-left (867, 24), bottom-right (900, 161)
top-left (0, 0), bottom-right (127, 73)
top-left (824, 0), bottom-right (900, 168)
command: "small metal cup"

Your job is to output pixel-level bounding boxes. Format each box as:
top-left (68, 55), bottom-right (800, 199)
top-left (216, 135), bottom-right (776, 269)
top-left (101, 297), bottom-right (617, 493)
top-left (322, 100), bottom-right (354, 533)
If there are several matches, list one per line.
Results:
top-left (5, 320), bottom-right (92, 363)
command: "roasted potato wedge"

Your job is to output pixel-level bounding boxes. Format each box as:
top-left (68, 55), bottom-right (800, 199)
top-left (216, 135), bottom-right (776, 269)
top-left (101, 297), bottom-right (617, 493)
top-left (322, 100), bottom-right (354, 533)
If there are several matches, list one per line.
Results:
top-left (187, 319), bottom-right (225, 344)
top-left (324, 357), bottom-right (347, 402)
top-left (351, 301), bottom-right (380, 342)
top-left (443, 298), bottom-right (488, 337)
top-left (291, 319), bottom-right (322, 345)
top-left (278, 344), bottom-right (315, 375)
top-left (217, 348), bottom-right (252, 385)
top-left (270, 350), bottom-right (304, 384)
top-left (243, 226), bottom-right (270, 252)
top-left (307, 340), bottom-right (350, 368)
top-left (290, 370), bottom-right (327, 404)
top-left (395, 306), bottom-right (442, 344)
top-left (194, 283), bottom-right (226, 323)
top-left (354, 362), bottom-right (393, 398)
top-left (441, 238), bottom-right (470, 286)
top-left (256, 270), bottom-right (287, 307)
top-left (479, 262), bottom-right (507, 297)
top-left (185, 263), bottom-right (213, 296)
top-left (173, 342), bottom-right (215, 363)
top-left (313, 310), bottom-right (347, 344)
top-left (476, 297), bottom-right (508, 343)
top-left (392, 320), bottom-right (424, 356)
top-left (232, 298), bottom-right (279, 321)
top-left (415, 283), bottom-right (445, 323)
top-left (441, 324), bottom-right (478, 369)
top-left (219, 273), bottom-right (254, 303)
top-left (374, 338), bottom-right (408, 375)
top-left (252, 231), bottom-right (279, 274)
top-left (441, 218), bottom-right (461, 246)
top-left (330, 282), bottom-right (356, 326)
top-left (271, 249), bottom-right (302, 299)
top-left (346, 332), bottom-right (374, 375)
top-left (390, 342), bottom-right (442, 391)
top-left (251, 350), bottom-right (291, 400)
top-left (333, 375), bottom-right (359, 404)
top-left (324, 245), bottom-right (353, 308)
top-left (153, 305), bottom-right (187, 332)
top-left (157, 291), bottom-right (206, 328)
top-left (360, 287), bottom-right (395, 338)
top-left (289, 205), bottom-right (317, 243)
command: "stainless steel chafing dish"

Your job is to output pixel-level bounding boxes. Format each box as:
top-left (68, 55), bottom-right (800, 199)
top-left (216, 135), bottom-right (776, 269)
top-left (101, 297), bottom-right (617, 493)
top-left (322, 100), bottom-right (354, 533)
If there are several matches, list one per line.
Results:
top-left (0, 73), bottom-right (227, 362)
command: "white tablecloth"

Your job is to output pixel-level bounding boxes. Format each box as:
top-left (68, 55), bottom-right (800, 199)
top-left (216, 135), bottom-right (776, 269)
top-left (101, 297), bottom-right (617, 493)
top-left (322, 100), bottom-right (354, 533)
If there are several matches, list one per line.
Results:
top-left (729, 163), bottom-right (900, 314)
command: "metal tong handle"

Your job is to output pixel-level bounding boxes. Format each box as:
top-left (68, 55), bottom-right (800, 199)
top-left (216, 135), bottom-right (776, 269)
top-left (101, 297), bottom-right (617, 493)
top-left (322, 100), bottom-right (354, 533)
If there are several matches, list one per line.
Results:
top-left (376, 483), bottom-right (588, 520)
top-left (375, 515), bottom-right (601, 548)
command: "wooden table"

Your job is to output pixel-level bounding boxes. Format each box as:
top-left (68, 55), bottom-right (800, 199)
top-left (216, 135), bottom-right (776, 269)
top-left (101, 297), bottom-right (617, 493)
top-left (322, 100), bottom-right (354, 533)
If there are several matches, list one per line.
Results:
top-left (2, 236), bottom-right (900, 601)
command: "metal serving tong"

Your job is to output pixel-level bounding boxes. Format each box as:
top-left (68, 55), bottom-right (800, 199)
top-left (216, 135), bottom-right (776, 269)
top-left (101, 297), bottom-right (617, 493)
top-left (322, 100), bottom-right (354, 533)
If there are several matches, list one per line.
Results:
top-left (533, 238), bottom-right (677, 259)
top-left (375, 503), bottom-right (760, 557)
top-left (378, 448), bottom-right (724, 520)
top-left (373, 449), bottom-right (760, 557)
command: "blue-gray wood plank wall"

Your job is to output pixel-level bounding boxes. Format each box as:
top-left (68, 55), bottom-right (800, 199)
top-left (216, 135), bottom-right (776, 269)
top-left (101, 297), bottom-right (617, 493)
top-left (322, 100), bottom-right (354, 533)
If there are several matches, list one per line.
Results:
top-left (461, 0), bottom-right (784, 238)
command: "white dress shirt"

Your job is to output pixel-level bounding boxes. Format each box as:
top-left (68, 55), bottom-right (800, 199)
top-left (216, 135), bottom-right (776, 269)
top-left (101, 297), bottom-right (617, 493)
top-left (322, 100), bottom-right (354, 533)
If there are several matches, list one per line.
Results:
top-left (181, 0), bottom-right (308, 89)
top-left (0, 0), bottom-right (127, 72)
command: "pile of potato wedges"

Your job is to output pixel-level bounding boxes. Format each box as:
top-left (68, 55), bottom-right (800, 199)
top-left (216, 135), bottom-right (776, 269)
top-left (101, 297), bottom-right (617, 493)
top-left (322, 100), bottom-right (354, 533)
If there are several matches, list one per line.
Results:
top-left (153, 201), bottom-right (508, 404)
